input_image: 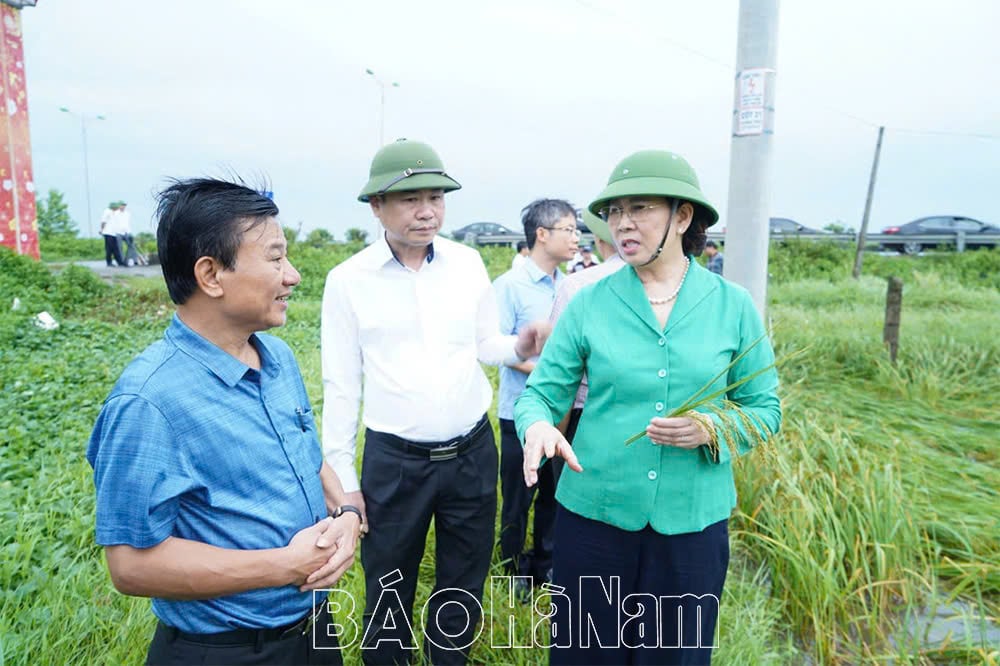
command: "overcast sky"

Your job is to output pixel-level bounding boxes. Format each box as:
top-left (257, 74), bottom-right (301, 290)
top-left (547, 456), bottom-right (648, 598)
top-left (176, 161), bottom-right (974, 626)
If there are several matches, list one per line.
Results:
top-left (21, 0), bottom-right (1000, 240)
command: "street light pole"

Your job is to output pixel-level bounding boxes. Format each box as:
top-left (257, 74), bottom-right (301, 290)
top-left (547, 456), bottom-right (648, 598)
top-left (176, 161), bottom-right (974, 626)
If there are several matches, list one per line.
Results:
top-left (365, 68), bottom-right (399, 147)
top-left (59, 106), bottom-right (105, 237)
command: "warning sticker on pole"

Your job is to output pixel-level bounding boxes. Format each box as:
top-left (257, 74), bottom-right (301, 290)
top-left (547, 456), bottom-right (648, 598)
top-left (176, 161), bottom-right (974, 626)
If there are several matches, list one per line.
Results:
top-left (736, 68), bottom-right (767, 136)
top-left (737, 109), bottom-right (763, 135)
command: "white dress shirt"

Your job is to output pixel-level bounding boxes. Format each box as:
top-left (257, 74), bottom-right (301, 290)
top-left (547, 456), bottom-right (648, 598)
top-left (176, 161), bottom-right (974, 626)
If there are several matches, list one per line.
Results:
top-left (100, 208), bottom-right (115, 235)
top-left (321, 234), bottom-right (520, 492)
top-left (106, 209), bottom-right (131, 236)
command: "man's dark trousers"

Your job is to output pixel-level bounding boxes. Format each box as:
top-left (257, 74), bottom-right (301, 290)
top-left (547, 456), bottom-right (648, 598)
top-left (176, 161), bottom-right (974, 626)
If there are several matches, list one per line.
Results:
top-left (360, 416), bottom-right (497, 665)
top-left (498, 418), bottom-right (555, 581)
top-left (146, 601), bottom-right (342, 665)
top-left (103, 234), bottom-right (124, 267)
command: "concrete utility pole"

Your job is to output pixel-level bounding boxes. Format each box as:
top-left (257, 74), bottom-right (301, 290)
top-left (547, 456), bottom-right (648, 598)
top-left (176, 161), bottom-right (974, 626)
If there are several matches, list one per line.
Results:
top-left (852, 125), bottom-right (885, 278)
top-left (724, 0), bottom-right (780, 317)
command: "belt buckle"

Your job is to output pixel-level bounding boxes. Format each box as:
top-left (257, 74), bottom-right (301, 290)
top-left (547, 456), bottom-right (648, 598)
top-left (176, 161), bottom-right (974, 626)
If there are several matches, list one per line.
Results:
top-left (429, 444), bottom-right (459, 462)
top-left (279, 607), bottom-right (320, 640)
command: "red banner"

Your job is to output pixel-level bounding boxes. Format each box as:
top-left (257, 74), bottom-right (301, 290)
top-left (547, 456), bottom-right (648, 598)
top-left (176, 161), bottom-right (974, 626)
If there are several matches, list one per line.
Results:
top-left (0, 4), bottom-right (39, 259)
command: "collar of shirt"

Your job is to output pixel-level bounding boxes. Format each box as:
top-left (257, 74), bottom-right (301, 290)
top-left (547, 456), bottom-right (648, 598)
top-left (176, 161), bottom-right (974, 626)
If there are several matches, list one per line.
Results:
top-left (607, 257), bottom-right (718, 336)
top-left (361, 232), bottom-right (436, 271)
top-left (164, 314), bottom-right (282, 387)
top-left (523, 257), bottom-right (564, 286)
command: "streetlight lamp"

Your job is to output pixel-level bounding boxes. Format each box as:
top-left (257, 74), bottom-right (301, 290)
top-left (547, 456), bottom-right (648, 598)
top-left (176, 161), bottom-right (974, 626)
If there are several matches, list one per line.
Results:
top-left (365, 68), bottom-right (399, 148)
top-left (59, 106), bottom-right (105, 237)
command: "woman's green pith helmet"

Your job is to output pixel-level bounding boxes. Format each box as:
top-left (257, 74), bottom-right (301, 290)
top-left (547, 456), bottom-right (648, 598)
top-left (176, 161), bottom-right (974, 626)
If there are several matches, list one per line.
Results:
top-left (358, 138), bottom-right (462, 203)
top-left (588, 150), bottom-right (719, 228)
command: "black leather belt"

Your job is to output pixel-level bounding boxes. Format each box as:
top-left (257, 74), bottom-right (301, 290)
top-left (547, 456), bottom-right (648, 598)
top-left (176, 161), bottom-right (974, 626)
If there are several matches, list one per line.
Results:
top-left (161, 603), bottom-right (324, 647)
top-left (373, 414), bottom-right (490, 462)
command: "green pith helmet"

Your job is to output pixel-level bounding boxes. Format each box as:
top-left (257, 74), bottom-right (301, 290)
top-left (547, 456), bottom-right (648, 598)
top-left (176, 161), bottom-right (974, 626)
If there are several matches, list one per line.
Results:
top-left (583, 209), bottom-right (613, 246)
top-left (108, 201), bottom-right (119, 209)
top-left (358, 138), bottom-right (462, 203)
top-left (588, 150), bottom-right (719, 228)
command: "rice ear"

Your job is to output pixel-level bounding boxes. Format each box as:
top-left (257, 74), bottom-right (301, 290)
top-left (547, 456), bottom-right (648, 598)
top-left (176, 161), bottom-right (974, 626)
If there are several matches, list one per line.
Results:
top-left (624, 343), bottom-right (803, 447)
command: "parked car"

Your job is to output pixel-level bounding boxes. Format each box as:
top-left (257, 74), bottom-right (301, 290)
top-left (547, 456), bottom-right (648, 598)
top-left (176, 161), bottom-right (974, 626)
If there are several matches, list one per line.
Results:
top-left (880, 216), bottom-right (999, 255)
top-left (450, 222), bottom-right (518, 244)
top-left (769, 217), bottom-right (823, 235)
top-left (717, 218), bottom-right (825, 236)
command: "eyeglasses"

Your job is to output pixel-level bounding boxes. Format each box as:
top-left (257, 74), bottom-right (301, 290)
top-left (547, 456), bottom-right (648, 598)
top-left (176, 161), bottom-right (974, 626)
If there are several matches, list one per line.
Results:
top-left (543, 226), bottom-right (582, 238)
top-left (598, 203), bottom-right (665, 224)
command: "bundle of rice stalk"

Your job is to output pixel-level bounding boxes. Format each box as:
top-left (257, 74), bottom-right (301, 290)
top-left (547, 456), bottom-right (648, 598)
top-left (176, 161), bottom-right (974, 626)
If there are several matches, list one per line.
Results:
top-left (624, 333), bottom-right (803, 459)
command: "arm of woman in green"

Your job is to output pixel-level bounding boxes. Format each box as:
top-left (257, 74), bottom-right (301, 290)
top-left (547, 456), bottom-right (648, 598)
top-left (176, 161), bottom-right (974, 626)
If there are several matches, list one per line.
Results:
top-left (515, 295), bottom-right (588, 487)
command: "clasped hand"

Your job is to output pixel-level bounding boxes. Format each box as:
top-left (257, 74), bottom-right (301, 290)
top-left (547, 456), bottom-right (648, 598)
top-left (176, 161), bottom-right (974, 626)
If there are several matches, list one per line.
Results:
top-left (285, 514), bottom-right (362, 592)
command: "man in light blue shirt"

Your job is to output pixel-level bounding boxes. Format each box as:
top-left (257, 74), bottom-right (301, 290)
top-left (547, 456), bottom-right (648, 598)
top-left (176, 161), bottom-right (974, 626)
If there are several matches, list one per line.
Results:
top-left (87, 178), bottom-right (360, 665)
top-left (493, 198), bottom-right (579, 590)
top-left (705, 239), bottom-right (724, 274)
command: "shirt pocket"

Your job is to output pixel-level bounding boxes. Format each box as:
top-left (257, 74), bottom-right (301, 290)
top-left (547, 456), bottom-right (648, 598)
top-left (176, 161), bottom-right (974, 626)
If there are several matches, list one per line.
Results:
top-left (286, 407), bottom-right (323, 475)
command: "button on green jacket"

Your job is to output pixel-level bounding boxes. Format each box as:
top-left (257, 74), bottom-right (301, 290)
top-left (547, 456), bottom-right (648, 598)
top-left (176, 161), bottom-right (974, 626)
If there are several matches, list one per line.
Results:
top-left (514, 259), bottom-right (781, 535)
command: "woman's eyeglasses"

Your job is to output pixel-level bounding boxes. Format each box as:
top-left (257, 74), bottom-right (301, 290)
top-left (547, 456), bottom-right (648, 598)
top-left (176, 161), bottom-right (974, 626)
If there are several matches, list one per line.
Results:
top-left (598, 203), bottom-right (665, 224)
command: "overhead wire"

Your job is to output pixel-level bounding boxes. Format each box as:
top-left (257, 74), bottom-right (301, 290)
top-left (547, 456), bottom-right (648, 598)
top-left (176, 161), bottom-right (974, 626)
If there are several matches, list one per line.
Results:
top-left (572, 0), bottom-right (996, 138)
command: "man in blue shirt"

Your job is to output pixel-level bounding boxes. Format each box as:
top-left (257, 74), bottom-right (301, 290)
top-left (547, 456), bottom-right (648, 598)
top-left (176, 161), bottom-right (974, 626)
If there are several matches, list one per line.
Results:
top-left (493, 198), bottom-right (579, 591)
top-left (87, 178), bottom-right (361, 665)
top-left (705, 239), bottom-right (724, 275)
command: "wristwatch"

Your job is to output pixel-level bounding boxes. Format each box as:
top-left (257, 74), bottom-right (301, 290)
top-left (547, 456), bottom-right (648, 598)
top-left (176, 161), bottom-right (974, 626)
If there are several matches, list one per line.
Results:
top-left (333, 505), bottom-right (363, 524)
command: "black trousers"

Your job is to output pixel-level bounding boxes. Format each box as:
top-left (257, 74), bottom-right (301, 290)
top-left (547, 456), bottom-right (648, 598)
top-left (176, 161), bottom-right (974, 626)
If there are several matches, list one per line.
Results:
top-left (360, 417), bottom-right (497, 665)
top-left (499, 418), bottom-right (556, 580)
top-left (145, 603), bottom-right (342, 665)
top-left (550, 506), bottom-right (729, 666)
top-left (103, 234), bottom-right (124, 267)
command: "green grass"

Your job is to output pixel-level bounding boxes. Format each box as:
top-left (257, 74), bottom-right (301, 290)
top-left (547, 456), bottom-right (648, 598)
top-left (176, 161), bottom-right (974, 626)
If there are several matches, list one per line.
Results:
top-left (2, 245), bottom-right (998, 664)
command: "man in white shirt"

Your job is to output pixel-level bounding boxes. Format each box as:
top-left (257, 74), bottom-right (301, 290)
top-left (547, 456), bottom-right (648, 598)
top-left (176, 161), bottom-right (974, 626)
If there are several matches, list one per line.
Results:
top-left (510, 240), bottom-right (529, 269)
top-left (321, 139), bottom-right (550, 665)
top-left (100, 201), bottom-right (125, 267)
top-left (112, 201), bottom-right (136, 266)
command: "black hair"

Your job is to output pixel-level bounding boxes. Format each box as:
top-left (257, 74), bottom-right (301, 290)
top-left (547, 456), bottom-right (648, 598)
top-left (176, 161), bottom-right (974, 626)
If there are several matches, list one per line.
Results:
top-left (677, 200), bottom-right (708, 257)
top-left (516, 240), bottom-right (528, 252)
top-left (155, 177), bottom-right (279, 305)
top-left (520, 198), bottom-right (576, 250)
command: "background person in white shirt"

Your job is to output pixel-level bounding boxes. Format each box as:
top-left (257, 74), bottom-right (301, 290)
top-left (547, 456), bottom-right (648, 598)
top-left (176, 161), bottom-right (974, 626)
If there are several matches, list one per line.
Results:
top-left (321, 138), bottom-right (550, 666)
top-left (112, 201), bottom-right (135, 266)
top-left (100, 200), bottom-right (125, 267)
top-left (510, 239), bottom-right (529, 269)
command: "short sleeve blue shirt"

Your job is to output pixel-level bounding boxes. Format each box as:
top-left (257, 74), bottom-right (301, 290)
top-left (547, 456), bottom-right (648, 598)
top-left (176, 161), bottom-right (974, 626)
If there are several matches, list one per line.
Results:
top-left (86, 315), bottom-right (327, 633)
top-left (493, 259), bottom-right (564, 420)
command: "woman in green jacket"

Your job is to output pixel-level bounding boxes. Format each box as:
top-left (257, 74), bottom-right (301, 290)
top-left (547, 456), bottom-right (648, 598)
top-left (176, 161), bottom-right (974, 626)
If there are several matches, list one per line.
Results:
top-left (514, 149), bottom-right (781, 665)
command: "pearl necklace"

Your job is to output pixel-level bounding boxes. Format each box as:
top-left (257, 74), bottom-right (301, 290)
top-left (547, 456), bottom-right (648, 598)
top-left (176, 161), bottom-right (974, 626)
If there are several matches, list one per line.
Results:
top-left (647, 256), bottom-right (690, 305)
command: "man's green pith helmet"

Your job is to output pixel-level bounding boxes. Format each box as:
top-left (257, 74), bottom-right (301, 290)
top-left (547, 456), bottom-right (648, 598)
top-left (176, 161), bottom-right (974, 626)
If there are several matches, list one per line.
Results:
top-left (358, 138), bottom-right (462, 203)
top-left (588, 150), bottom-right (719, 228)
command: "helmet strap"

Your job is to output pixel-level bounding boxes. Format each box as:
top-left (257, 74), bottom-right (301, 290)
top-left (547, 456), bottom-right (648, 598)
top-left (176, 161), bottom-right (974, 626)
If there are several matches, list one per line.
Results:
top-left (638, 198), bottom-right (680, 267)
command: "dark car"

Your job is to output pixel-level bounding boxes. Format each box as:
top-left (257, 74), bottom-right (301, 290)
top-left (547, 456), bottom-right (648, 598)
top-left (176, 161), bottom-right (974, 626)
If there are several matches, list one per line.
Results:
top-left (880, 216), bottom-right (999, 255)
top-left (451, 222), bottom-right (518, 244)
top-left (769, 217), bottom-right (823, 235)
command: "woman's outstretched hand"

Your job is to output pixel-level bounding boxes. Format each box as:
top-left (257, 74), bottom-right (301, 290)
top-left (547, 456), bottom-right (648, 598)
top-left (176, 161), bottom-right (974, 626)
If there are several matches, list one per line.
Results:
top-left (522, 421), bottom-right (582, 487)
